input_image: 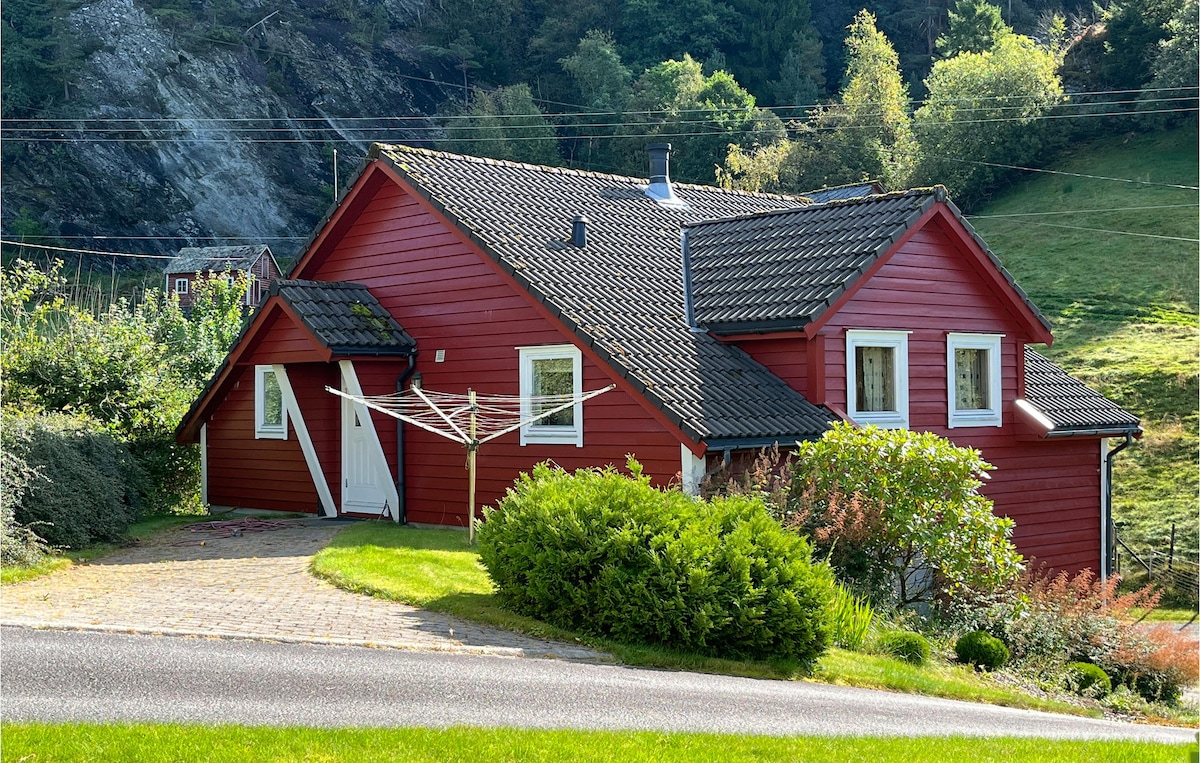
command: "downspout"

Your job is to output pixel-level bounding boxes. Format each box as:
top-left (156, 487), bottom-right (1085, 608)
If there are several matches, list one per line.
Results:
top-left (1103, 433), bottom-right (1134, 579)
top-left (395, 353), bottom-right (418, 524)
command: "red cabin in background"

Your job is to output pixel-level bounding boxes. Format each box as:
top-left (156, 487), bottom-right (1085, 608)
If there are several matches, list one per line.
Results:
top-left (163, 245), bottom-right (282, 311)
top-left (176, 144), bottom-right (1141, 576)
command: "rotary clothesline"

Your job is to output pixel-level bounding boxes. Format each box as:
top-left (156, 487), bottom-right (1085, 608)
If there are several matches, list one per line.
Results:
top-left (326, 383), bottom-right (615, 541)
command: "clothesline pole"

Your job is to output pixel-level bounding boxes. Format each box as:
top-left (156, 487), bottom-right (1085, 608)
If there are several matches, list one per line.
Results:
top-left (468, 388), bottom-right (479, 544)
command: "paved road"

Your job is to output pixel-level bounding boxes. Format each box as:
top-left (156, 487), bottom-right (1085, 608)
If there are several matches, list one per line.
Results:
top-left (3, 627), bottom-right (1194, 742)
top-left (0, 517), bottom-right (599, 659)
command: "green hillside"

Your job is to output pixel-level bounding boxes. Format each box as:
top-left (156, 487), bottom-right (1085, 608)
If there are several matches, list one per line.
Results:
top-left (969, 126), bottom-right (1199, 562)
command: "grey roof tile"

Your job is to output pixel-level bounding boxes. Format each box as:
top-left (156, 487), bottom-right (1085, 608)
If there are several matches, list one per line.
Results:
top-left (1023, 347), bottom-right (1141, 434)
top-left (376, 144), bottom-right (833, 443)
top-left (685, 190), bottom-right (939, 332)
top-left (273, 279), bottom-right (415, 355)
top-left (164, 245), bottom-right (271, 274)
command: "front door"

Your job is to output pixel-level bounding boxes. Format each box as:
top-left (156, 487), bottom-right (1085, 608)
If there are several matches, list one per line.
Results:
top-left (342, 395), bottom-right (387, 515)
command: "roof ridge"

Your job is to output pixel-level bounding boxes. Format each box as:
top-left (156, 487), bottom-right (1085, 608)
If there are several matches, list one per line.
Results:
top-left (372, 142), bottom-right (807, 204)
top-left (684, 186), bottom-right (945, 228)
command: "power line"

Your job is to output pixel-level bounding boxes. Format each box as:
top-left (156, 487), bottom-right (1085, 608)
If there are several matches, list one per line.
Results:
top-left (0, 240), bottom-right (175, 259)
top-left (975, 221), bottom-right (1199, 242)
top-left (927, 156), bottom-right (1200, 190)
top-left (967, 204), bottom-right (1199, 218)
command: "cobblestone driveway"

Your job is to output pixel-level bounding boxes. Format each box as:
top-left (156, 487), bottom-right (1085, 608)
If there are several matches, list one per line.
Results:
top-left (1, 517), bottom-right (603, 660)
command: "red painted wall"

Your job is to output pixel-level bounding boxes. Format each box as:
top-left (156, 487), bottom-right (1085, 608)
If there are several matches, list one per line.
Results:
top-left (300, 180), bottom-right (684, 526)
top-left (795, 215), bottom-right (1103, 572)
top-left (205, 365), bottom-right (319, 513)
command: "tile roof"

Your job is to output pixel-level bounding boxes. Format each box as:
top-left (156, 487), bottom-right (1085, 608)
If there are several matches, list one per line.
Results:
top-left (685, 189), bottom-right (941, 333)
top-left (164, 245), bottom-right (271, 274)
top-left (374, 144), bottom-right (834, 443)
top-left (800, 181), bottom-right (884, 203)
top-left (1023, 347), bottom-right (1141, 435)
top-left (274, 279), bottom-right (415, 356)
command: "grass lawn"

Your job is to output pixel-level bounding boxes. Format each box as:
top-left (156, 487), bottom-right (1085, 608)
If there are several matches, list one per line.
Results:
top-left (2, 723), bottom-right (1192, 762)
top-left (968, 125), bottom-right (1199, 565)
top-left (312, 523), bottom-right (1097, 717)
top-left (0, 514), bottom-right (203, 585)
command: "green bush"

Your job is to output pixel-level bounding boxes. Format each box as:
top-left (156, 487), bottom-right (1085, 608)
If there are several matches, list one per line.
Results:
top-left (1066, 661), bottom-right (1111, 698)
top-left (875, 630), bottom-right (931, 665)
top-left (478, 459), bottom-right (836, 666)
top-left (788, 422), bottom-right (1023, 607)
top-left (827, 585), bottom-right (874, 650)
top-left (954, 630), bottom-right (1010, 670)
top-left (1, 411), bottom-right (143, 549)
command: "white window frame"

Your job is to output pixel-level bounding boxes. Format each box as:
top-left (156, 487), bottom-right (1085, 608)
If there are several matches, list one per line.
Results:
top-left (174, 277), bottom-right (189, 295)
top-left (947, 333), bottom-right (1003, 429)
top-left (518, 344), bottom-right (583, 447)
top-left (845, 329), bottom-right (910, 429)
top-left (254, 364), bottom-right (288, 439)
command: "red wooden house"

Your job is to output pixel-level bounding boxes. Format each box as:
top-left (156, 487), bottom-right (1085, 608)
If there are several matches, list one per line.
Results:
top-left (176, 144), bottom-right (1140, 575)
top-left (163, 245), bottom-right (282, 311)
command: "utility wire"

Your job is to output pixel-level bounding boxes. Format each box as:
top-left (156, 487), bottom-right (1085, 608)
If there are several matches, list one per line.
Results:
top-left (928, 156), bottom-right (1200, 190)
top-left (967, 204), bottom-right (1199, 218)
top-left (0, 240), bottom-right (175, 259)
top-left (972, 222), bottom-right (1199, 242)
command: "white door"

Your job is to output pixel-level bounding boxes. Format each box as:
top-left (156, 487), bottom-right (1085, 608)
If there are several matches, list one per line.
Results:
top-left (342, 395), bottom-right (387, 515)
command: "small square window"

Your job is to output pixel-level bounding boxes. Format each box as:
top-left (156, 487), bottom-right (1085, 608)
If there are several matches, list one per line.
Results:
top-left (255, 365), bottom-right (288, 439)
top-left (846, 330), bottom-right (909, 428)
top-left (519, 345), bottom-right (583, 446)
top-left (174, 278), bottom-right (189, 295)
top-left (947, 333), bottom-right (1003, 428)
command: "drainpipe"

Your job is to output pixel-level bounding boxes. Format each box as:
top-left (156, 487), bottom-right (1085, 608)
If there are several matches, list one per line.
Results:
top-left (1103, 433), bottom-right (1134, 579)
top-left (395, 353), bottom-right (418, 524)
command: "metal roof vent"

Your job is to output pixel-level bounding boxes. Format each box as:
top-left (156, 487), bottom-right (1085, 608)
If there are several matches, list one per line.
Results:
top-left (645, 143), bottom-right (687, 208)
top-left (571, 215), bottom-right (588, 248)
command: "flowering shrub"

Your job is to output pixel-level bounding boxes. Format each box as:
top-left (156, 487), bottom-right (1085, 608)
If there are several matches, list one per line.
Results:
top-left (946, 568), bottom-right (1198, 704)
top-left (787, 423), bottom-right (1023, 607)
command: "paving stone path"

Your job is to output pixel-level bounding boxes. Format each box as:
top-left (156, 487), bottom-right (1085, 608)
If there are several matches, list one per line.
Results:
top-left (1, 518), bottom-right (605, 660)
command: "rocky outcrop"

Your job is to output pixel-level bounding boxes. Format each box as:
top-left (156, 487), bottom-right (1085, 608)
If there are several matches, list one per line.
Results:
top-left (3, 0), bottom-right (442, 259)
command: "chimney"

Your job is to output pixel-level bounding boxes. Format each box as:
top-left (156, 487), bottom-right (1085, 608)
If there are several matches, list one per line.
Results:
top-left (571, 215), bottom-right (588, 248)
top-left (645, 143), bottom-right (686, 208)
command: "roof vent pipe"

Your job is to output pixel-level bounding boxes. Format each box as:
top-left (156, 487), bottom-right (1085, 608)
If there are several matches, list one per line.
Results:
top-left (646, 143), bottom-right (686, 208)
top-left (571, 215), bottom-right (588, 248)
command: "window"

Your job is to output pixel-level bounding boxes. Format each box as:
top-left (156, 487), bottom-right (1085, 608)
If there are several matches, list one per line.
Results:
top-left (846, 330), bottom-right (910, 428)
top-left (519, 345), bottom-right (583, 446)
top-left (255, 365), bottom-right (288, 439)
top-left (947, 333), bottom-right (1003, 428)
top-left (174, 277), bottom-right (189, 295)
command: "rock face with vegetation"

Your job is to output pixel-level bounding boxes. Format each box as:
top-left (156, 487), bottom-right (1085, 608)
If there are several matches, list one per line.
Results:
top-left (3, 0), bottom-right (439, 254)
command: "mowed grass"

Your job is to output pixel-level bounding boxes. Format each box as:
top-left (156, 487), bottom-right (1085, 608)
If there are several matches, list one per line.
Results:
top-left (312, 523), bottom-right (1095, 717)
top-left (2, 724), bottom-right (1191, 763)
top-left (969, 125), bottom-right (1199, 558)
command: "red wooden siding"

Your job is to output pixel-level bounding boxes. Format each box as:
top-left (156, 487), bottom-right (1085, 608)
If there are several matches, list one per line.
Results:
top-left (205, 365), bottom-right (319, 513)
top-left (739, 337), bottom-right (808, 396)
top-left (245, 308), bottom-right (328, 365)
top-left (796, 215), bottom-right (1102, 572)
top-left (305, 181), bottom-right (684, 526)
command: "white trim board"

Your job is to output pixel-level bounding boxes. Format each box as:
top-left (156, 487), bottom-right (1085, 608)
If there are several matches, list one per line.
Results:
top-left (273, 364), bottom-right (337, 518)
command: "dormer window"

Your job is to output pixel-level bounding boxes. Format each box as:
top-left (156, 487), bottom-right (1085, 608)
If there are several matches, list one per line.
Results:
top-left (846, 330), bottom-right (910, 429)
top-left (947, 333), bottom-right (1003, 428)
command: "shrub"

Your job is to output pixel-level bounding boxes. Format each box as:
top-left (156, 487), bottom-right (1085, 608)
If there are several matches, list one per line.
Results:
top-left (1, 411), bottom-right (143, 549)
top-left (478, 459), bottom-right (836, 667)
top-left (1066, 661), bottom-right (1111, 698)
top-left (788, 422), bottom-right (1023, 607)
top-left (828, 585), bottom-right (875, 650)
top-left (955, 630), bottom-right (1009, 670)
top-left (876, 630), bottom-right (931, 665)
top-left (944, 568), bottom-right (1199, 705)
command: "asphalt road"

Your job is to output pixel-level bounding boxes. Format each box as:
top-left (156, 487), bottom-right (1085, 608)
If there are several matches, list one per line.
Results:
top-left (2, 627), bottom-right (1193, 742)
